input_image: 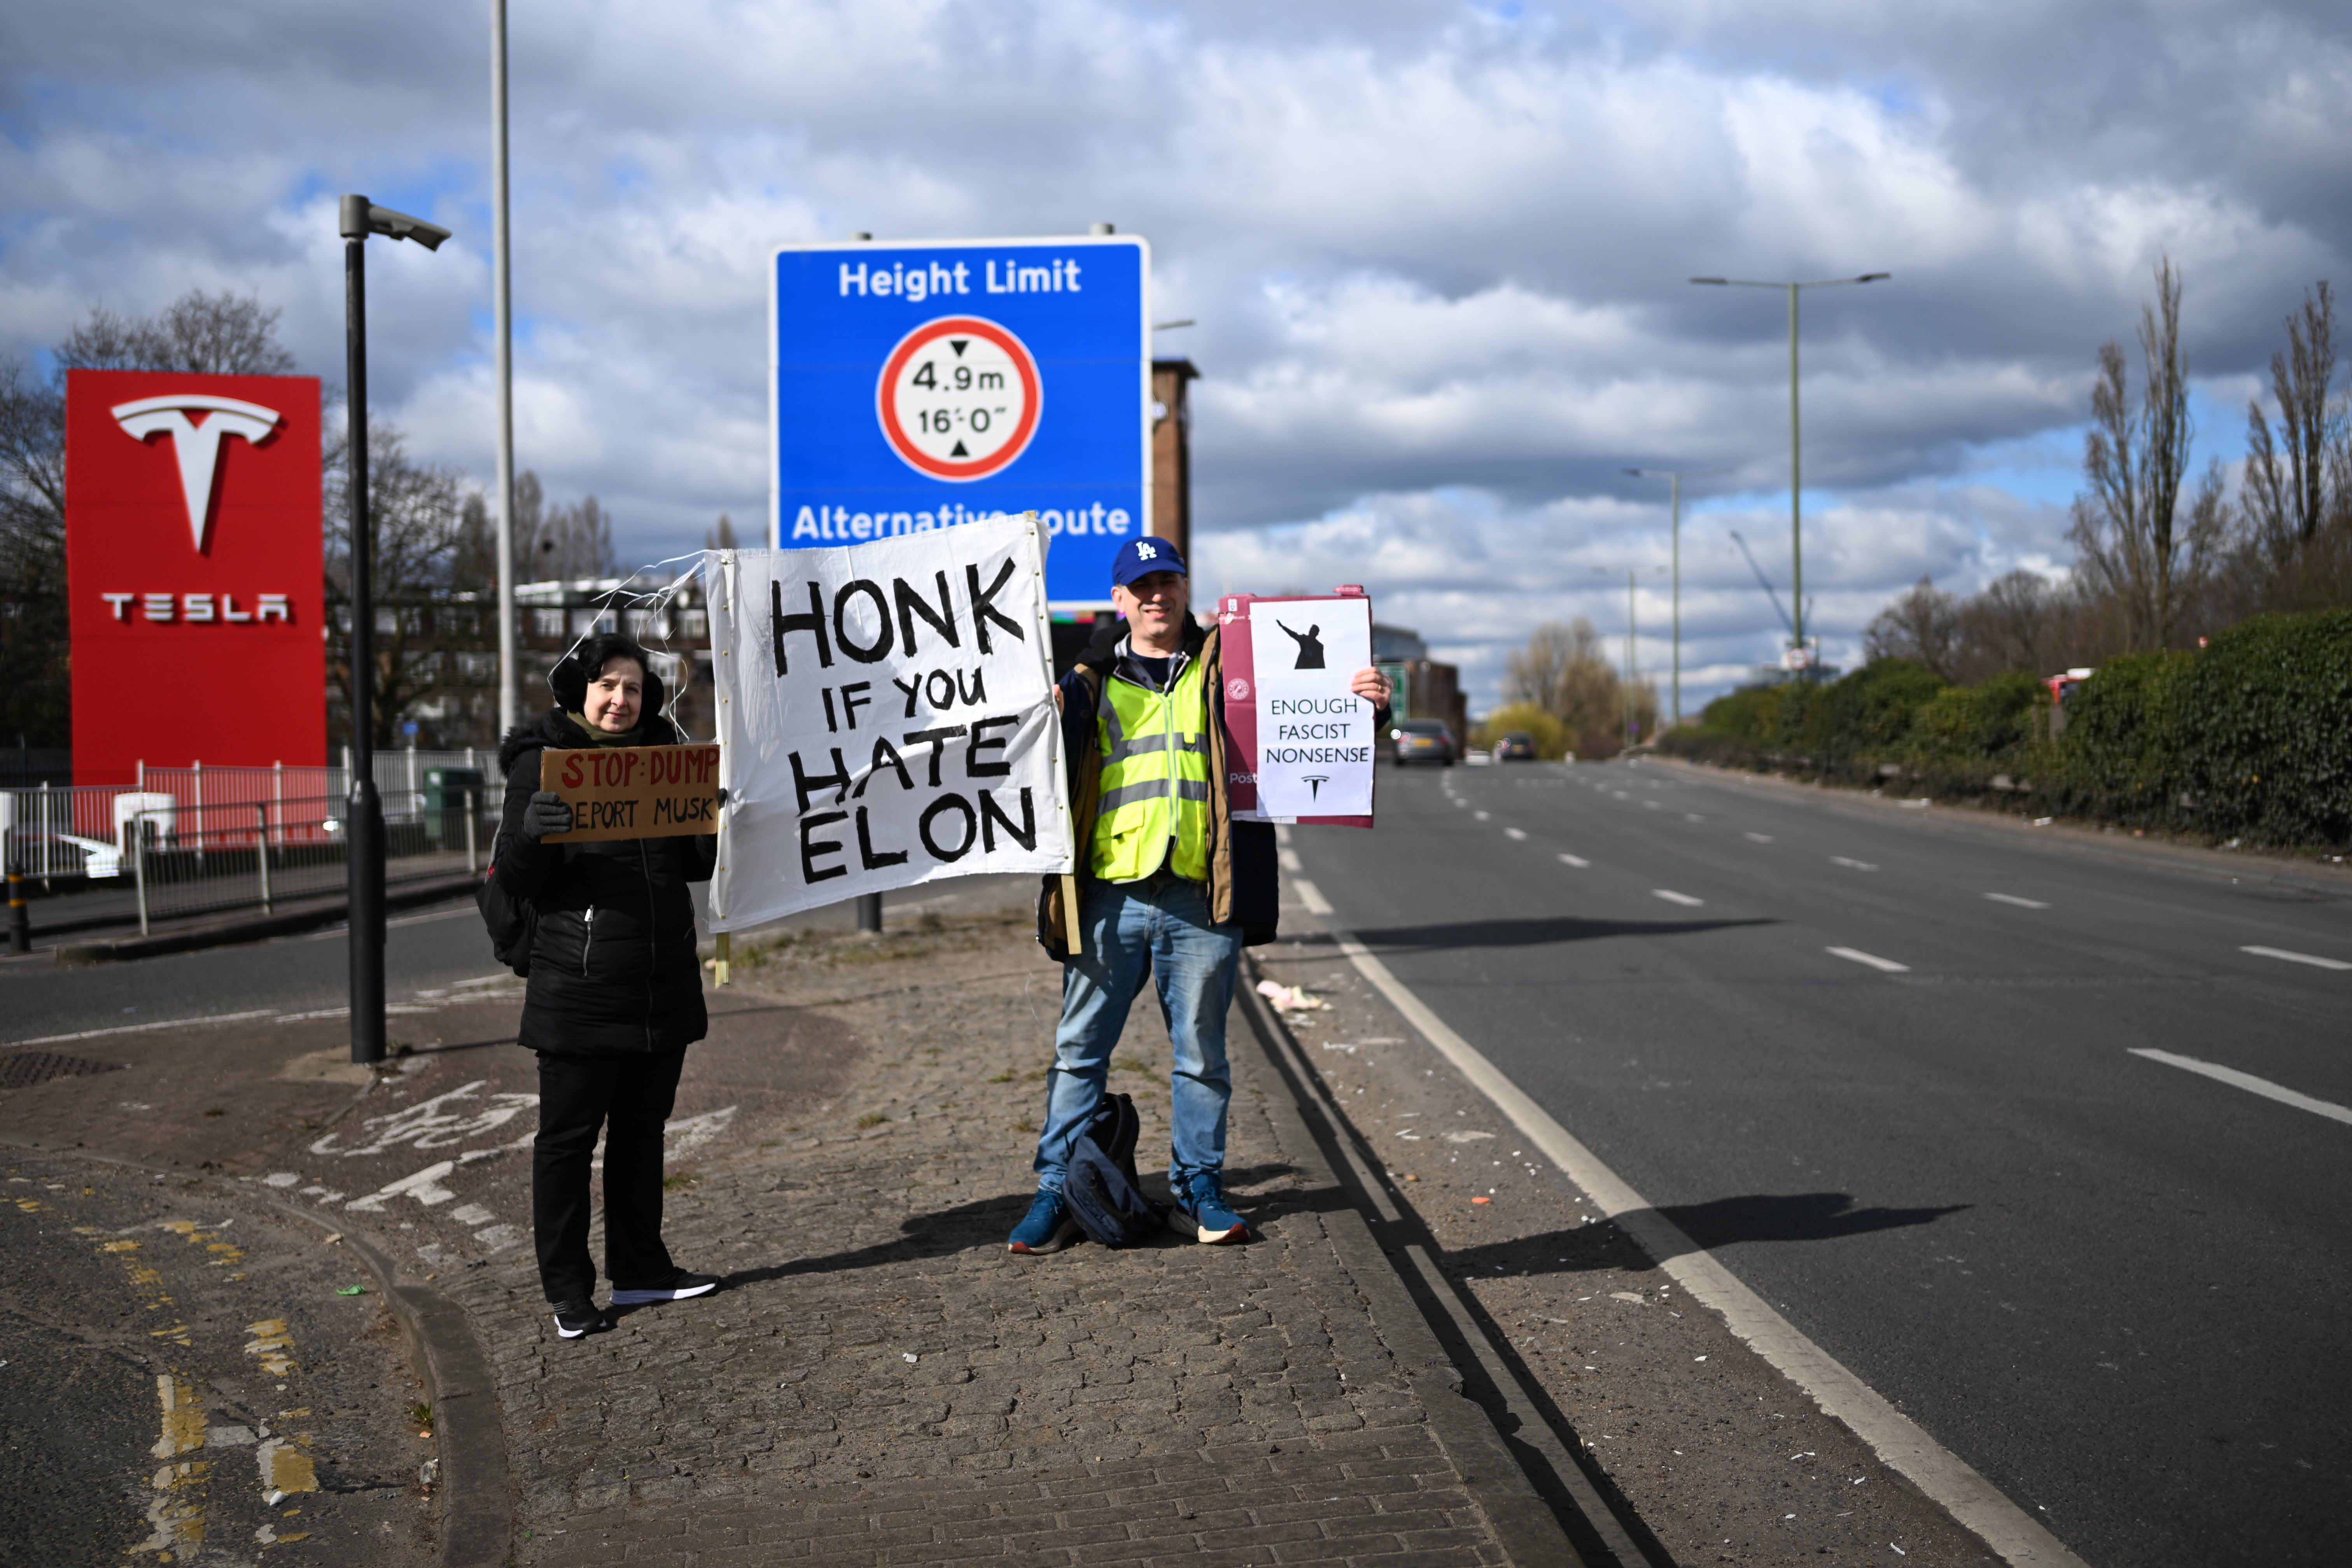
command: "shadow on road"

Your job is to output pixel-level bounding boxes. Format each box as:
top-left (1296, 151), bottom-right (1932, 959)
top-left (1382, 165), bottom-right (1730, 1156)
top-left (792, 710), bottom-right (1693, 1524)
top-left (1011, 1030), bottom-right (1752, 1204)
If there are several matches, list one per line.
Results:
top-left (1439, 1190), bottom-right (1970, 1278)
top-left (1353, 914), bottom-right (1774, 952)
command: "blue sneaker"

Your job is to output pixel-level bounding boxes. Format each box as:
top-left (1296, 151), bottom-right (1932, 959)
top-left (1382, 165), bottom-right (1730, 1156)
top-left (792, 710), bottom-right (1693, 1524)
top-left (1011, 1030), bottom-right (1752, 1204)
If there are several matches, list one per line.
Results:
top-left (1007, 1188), bottom-right (1080, 1255)
top-left (1167, 1171), bottom-right (1250, 1244)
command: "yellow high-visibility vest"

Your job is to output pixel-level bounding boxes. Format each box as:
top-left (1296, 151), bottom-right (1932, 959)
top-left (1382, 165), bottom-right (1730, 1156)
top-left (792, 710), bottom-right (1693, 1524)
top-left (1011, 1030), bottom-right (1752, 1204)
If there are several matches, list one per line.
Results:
top-left (1091, 654), bottom-right (1211, 881)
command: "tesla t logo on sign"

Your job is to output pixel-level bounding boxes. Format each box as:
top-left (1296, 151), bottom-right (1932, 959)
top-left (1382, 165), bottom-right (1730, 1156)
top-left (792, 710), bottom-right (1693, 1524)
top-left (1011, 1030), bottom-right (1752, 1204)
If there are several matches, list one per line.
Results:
top-left (65, 371), bottom-right (325, 784)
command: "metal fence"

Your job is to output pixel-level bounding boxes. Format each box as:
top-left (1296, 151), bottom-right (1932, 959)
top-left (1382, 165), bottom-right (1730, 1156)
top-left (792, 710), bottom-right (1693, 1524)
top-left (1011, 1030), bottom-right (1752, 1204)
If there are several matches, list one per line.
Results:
top-left (121, 788), bottom-right (492, 933)
top-left (1, 747), bottom-right (506, 886)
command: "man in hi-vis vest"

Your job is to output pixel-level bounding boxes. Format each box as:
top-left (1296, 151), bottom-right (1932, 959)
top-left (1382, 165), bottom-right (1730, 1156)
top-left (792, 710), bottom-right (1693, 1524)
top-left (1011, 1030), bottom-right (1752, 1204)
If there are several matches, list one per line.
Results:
top-left (1013, 538), bottom-right (1392, 1252)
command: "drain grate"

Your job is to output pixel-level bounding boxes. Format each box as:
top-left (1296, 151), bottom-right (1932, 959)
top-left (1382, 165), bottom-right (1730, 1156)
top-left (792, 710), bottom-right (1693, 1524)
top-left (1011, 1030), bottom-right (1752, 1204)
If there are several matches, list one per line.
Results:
top-left (0, 1051), bottom-right (127, 1090)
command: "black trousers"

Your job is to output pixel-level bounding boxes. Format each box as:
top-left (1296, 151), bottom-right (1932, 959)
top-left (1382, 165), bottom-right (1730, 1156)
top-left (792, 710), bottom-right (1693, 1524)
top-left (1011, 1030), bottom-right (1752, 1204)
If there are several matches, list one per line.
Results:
top-left (532, 1047), bottom-right (686, 1304)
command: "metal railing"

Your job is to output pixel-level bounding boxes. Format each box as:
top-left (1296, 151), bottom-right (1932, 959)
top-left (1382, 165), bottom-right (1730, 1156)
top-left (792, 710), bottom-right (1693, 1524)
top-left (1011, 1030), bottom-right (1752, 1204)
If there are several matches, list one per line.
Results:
top-left (120, 789), bottom-right (490, 934)
top-left (1, 747), bottom-right (506, 887)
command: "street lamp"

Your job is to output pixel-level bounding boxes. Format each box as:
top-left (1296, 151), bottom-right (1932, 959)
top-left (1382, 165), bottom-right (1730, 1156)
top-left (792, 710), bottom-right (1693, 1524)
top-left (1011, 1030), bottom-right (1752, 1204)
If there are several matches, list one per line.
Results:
top-left (1625, 465), bottom-right (1732, 729)
top-left (492, 0), bottom-right (520, 739)
top-left (1687, 272), bottom-right (1889, 666)
top-left (340, 194), bottom-right (450, 1067)
top-left (1593, 566), bottom-right (1666, 752)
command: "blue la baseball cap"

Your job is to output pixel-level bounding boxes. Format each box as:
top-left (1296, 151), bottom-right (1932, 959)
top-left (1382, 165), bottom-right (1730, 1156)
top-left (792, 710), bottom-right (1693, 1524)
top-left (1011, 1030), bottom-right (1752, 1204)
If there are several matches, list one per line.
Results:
top-left (1110, 536), bottom-right (1188, 587)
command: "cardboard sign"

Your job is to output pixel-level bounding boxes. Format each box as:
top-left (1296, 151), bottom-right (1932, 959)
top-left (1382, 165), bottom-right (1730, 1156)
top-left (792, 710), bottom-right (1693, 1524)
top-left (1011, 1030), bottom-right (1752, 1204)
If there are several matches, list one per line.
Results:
top-left (1216, 589), bottom-right (1377, 828)
top-left (539, 744), bottom-right (723, 843)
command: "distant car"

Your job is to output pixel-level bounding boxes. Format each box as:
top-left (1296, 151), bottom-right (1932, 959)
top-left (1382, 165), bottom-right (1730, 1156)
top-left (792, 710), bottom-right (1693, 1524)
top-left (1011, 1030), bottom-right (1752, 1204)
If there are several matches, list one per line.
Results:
top-left (1493, 730), bottom-right (1538, 762)
top-left (1391, 719), bottom-right (1456, 767)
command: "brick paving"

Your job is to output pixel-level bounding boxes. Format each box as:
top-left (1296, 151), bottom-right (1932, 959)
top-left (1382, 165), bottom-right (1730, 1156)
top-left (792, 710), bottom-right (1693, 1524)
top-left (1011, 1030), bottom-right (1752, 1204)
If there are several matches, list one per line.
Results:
top-left (426, 909), bottom-right (1522, 1566)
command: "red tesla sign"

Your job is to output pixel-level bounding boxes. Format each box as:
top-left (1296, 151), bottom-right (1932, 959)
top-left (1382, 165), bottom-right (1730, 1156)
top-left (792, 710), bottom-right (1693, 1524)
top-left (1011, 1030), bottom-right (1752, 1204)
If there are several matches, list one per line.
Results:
top-left (66, 370), bottom-right (325, 785)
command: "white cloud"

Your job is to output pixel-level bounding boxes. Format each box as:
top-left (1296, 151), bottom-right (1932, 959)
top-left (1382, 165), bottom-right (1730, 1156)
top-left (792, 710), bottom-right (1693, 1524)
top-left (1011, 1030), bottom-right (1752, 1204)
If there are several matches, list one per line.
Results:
top-left (5, 0), bottom-right (2345, 711)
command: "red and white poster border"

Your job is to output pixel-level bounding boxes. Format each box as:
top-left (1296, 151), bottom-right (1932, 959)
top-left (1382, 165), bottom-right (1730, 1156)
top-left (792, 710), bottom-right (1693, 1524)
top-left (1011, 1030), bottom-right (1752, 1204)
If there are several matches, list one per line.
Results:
top-left (1217, 588), bottom-right (1376, 829)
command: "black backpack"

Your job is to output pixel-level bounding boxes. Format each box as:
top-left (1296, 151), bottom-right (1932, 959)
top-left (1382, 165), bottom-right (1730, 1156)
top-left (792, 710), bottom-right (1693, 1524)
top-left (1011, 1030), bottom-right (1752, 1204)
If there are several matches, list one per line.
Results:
top-left (474, 839), bottom-right (539, 976)
top-left (1063, 1094), bottom-right (1166, 1248)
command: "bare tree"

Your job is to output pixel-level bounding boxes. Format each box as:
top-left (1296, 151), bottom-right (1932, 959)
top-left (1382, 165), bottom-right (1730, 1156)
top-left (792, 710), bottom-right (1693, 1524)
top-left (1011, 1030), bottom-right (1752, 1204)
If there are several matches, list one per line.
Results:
top-left (2239, 282), bottom-right (2349, 609)
top-left (2066, 257), bottom-right (2224, 651)
top-left (54, 290), bottom-right (298, 376)
top-left (324, 422), bottom-right (478, 748)
top-left (0, 357), bottom-right (68, 745)
top-left (1862, 576), bottom-right (1962, 679)
top-left (1505, 617), bottom-right (1628, 757)
top-left (705, 512), bottom-right (739, 550)
top-left (527, 491), bottom-right (617, 581)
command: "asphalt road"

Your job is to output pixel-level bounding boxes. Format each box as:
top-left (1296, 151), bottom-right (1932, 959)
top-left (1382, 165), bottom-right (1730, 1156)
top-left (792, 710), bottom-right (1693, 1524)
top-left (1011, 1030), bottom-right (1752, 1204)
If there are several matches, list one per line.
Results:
top-left (1293, 758), bottom-right (2352, 1568)
top-left (0, 878), bottom-right (1022, 1050)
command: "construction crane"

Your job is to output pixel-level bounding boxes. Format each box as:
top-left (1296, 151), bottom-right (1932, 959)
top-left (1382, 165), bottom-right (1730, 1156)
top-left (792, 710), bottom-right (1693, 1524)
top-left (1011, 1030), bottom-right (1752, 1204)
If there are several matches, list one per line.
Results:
top-left (1728, 529), bottom-right (1813, 649)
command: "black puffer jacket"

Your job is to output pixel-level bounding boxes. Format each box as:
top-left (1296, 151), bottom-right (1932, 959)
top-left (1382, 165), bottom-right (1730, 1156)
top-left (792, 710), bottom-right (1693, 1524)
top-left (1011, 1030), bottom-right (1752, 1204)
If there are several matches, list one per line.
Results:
top-left (493, 709), bottom-right (715, 1055)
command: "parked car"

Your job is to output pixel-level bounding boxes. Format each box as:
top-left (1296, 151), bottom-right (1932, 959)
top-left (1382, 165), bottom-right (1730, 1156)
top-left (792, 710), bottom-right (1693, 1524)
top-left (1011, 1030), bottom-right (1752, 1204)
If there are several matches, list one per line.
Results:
top-left (1391, 719), bottom-right (1456, 767)
top-left (1493, 730), bottom-right (1538, 762)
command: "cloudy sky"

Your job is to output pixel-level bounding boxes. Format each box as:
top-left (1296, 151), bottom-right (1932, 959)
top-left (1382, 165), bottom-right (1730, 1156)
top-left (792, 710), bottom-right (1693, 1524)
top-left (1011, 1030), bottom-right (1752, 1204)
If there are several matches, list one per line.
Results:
top-left (6, 1), bottom-right (2347, 712)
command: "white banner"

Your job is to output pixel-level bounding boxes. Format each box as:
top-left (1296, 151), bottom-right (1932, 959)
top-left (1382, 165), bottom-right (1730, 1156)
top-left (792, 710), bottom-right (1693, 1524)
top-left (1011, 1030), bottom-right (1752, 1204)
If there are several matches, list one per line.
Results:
top-left (1246, 595), bottom-right (1376, 818)
top-left (702, 514), bottom-right (1071, 931)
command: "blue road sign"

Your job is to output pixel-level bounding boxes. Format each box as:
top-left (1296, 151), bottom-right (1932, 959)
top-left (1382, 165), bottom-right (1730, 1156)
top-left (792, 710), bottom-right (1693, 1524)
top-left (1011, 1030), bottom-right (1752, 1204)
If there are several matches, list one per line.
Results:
top-left (772, 235), bottom-right (1149, 607)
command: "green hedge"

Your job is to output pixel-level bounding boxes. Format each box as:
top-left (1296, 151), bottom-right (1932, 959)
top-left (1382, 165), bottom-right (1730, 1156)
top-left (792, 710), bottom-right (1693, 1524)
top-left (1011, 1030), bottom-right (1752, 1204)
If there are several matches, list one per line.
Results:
top-left (1657, 609), bottom-right (2352, 847)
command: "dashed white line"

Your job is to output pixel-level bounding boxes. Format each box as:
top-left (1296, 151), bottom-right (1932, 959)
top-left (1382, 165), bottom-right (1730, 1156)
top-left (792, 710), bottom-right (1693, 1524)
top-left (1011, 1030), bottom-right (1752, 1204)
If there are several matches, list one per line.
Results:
top-left (1292, 878), bottom-right (1334, 916)
top-left (1504, 827), bottom-right (1528, 841)
top-left (1278, 847), bottom-right (1303, 872)
top-left (1826, 946), bottom-right (1909, 973)
top-left (2240, 945), bottom-right (2352, 972)
top-left (1830, 857), bottom-right (1878, 872)
top-left (1474, 810), bottom-right (1491, 821)
top-left (1983, 893), bottom-right (2050, 910)
top-left (1652, 890), bottom-right (1704, 907)
top-left (1557, 853), bottom-right (1591, 869)
top-left (1685, 814), bottom-right (1706, 823)
top-left (1745, 832), bottom-right (1774, 843)
top-left (2130, 1048), bottom-right (2352, 1126)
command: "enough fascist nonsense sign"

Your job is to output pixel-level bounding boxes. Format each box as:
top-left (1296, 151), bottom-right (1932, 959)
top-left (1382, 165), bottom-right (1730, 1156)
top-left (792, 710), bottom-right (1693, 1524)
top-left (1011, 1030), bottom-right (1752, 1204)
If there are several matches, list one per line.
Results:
top-left (702, 513), bottom-right (1071, 930)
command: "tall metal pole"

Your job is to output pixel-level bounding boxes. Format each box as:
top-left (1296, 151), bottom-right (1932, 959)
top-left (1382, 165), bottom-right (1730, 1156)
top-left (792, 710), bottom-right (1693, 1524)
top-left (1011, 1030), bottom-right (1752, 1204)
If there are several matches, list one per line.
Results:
top-left (1788, 283), bottom-right (1803, 662)
top-left (340, 196), bottom-right (387, 1068)
top-left (1626, 570), bottom-right (1638, 750)
top-left (492, 0), bottom-right (519, 738)
top-left (1670, 471), bottom-right (1682, 728)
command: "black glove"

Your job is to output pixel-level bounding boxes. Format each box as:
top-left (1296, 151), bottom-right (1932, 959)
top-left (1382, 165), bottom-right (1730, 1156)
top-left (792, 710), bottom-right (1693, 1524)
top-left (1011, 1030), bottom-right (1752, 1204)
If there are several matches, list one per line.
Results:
top-left (522, 791), bottom-right (573, 840)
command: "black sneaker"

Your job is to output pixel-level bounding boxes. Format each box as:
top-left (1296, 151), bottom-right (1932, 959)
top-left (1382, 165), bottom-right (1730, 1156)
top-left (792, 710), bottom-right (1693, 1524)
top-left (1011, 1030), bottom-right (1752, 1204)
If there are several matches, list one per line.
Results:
top-left (609, 1269), bottom-right (720, 1306)
top-left (551, 1300), bottom-right (611, 1339)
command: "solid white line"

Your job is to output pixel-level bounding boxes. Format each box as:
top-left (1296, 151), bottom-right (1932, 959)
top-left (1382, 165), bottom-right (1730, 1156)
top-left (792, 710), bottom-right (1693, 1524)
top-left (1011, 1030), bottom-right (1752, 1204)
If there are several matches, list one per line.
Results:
top-left (1557, 853), bottom-right (1591, 869)
top-left (1652, 889), bottom-right (1704, 907)
top-left (2241, 945), bottom-right (2352, 972)
top-left (2130, 1048), bottom-right (2352, 1127)
top-left (1983, 893), bottom-right (2050, 910)
top-left (1291, 878), bottom-right (1334, 916)
top-left (1827, 946), bottom-right (1910, 973)
top-left (1503, 827), bottom-right (1528, 841)
top-left (1331, 932), bottom-right (2089, 1568)
top-left (3, 1008), bottom-right (280, 1050)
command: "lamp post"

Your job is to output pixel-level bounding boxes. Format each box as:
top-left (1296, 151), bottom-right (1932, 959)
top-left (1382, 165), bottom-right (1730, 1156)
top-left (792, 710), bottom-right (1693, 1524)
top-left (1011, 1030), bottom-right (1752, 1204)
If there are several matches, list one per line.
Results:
top-left (341, 195), bottom-right (450, 1066)
top-left (1625, 466), bottom-right (1732, 729)
top-left (1594, 566), bottom-right (1665, 752)
top-left (492, 0), bottom-right (520, 738)
top-left (1687, 273), bottom-right (1889, 667)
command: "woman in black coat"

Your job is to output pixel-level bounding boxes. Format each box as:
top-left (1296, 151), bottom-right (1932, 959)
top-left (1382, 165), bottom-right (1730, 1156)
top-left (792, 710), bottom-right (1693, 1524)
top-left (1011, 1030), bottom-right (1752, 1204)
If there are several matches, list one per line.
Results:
top-left (493, 632), bottom-right (719, 1338)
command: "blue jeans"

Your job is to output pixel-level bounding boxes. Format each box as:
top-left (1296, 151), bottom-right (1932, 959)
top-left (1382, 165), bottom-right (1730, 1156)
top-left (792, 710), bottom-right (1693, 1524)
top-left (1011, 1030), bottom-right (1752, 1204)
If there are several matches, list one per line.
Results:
top-left (1033, 870), bottom-right (1243, 1194)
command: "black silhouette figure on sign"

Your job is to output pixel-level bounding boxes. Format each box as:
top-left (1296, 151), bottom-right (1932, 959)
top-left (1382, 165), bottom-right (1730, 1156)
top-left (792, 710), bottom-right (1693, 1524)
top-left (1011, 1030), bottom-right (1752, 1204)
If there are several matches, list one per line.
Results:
top-left (1276, 621), bottom-right (1325, 669)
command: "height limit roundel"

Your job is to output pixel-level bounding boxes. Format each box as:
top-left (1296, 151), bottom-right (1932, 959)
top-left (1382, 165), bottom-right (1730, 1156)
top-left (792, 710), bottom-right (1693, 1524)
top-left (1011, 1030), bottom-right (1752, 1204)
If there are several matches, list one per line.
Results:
top-left (876, 316), bottom-right (1042, 481)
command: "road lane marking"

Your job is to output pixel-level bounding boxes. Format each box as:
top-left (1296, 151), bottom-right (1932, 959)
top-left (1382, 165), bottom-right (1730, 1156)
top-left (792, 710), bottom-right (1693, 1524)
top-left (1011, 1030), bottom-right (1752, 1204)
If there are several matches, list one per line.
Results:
top-left (1830, 856), bottom-right (1878, 871)
top-left (3, 1008), bottom-right (279, 1049)
top-left (1292, 878), bottom-right (1334, 916)
top-left (2129, 1048), bottom-right (2352, 1127)
top-left (1504, 827), bottom-right (1528, 841)
top-left (1745, 833), bottom-right (1774, 843)
top-left (1278, 847), bottom-right (1303, 872)
top-left (1557, 854), bottom-right (1591, 868)
top-left (1474, 810), bottom-right (1491, 821)
top-left (1652, 890), bottom-right (1704, 907)
top-left (1827, 947), bottom-right (1909, 973)
top-left (2240, 945), bottom-right (2352, 972)
top-left (1685, 814), bottom-right (1705, 822)
top-left (1328, 932), bottom-right (2090, 1568)
top-left (1984, 893), bottom-right (2050, 910)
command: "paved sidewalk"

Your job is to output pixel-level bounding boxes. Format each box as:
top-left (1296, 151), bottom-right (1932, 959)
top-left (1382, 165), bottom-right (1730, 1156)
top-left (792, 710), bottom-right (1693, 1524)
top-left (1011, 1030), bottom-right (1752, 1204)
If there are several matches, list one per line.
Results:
top-left (427, 908), bottom-right (1554, 1566)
